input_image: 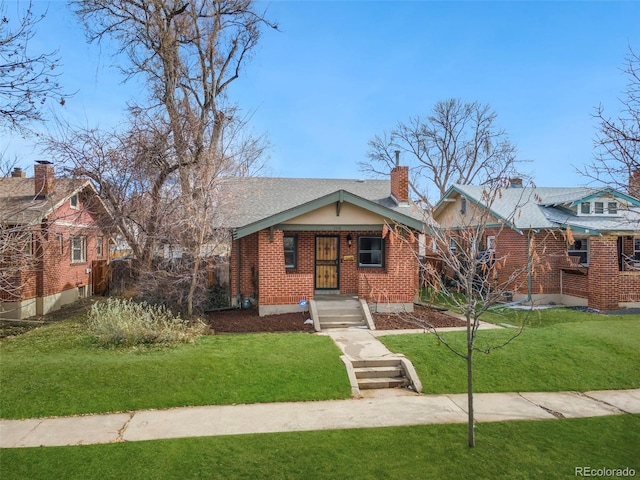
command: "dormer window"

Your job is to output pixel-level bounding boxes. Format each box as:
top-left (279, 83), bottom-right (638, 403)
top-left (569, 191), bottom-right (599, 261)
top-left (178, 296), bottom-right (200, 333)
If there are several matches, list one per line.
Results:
top-left (594, 202), bottom-right (604, 214)
top-left (578, 200), bottom-right (619, 216)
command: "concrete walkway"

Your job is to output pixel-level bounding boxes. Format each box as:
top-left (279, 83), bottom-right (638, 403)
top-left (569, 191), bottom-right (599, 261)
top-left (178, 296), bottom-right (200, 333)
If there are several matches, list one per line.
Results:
top-left (1, 388), bottom-right (638, 448)
top-left (2, 326), bottom-right (639, 449)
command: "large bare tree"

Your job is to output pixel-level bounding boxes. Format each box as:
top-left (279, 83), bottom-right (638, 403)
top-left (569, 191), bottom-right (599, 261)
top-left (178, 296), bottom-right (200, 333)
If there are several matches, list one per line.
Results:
top-left (360, 99), bottom-right (523, 206)
top-left (43, 1), bottom-right (275, 315)
top-left (70, 0), bottom-right (275, 189)
top-left (583, 47), bottom-right (640, 196)
top-left (0, 0), bottom-right (66, 130)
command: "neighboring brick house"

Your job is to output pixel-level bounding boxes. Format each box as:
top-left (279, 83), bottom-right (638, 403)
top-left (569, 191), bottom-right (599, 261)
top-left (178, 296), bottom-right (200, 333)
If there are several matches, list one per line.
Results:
top-left (431, 179), bottom-right (640, 311)
top-left (1, 162), bottom-right (111, 319)
top-left (224, 166), bottom-right (424, 316)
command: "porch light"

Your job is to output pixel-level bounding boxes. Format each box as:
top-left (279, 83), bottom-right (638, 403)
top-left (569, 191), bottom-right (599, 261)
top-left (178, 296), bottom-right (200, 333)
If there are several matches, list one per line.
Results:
top-left (346, 234), bottom-right (353, 247)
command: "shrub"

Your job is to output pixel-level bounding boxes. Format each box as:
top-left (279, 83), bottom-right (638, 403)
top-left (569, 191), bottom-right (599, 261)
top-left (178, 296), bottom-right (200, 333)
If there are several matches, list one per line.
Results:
top-left (87, 298), bottom-right (208, 347)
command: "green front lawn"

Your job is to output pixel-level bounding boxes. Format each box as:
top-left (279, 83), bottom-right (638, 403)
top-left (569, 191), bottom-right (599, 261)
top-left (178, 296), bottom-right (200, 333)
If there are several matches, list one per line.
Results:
top-left (0, 318), bottom-right (350, 419)
top-left (1, 415), bottom-right (638, 479)
top-left (380, 311), bottom-right (640, 394)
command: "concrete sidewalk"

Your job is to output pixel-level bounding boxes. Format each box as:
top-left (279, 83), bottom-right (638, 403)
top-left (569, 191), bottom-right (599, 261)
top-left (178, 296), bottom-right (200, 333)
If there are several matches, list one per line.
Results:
top-left (2, 388), bottom-right (639, 448)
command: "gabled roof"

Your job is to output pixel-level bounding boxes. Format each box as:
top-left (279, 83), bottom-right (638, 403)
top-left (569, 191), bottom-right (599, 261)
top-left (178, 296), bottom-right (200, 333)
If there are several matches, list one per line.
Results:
top-left (0, 177), bottom-right (96, 225)
top-left (222, 177), bottom-right (424, 239)
top-left (434, 184), bottom-right (640, 235)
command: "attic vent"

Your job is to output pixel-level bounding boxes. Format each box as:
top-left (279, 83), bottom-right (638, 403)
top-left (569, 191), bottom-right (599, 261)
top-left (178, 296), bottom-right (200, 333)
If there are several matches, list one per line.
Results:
top-left (461, 198), bottom-right (467, 214)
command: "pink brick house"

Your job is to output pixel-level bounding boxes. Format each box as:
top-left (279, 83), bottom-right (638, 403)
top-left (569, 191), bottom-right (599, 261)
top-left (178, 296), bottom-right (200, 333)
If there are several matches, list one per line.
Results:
top-left (225, 166), bottom-right (424, 316)
top-left (431, 180), bottom-right (640, 311)
top-left (1, 162), bottom-right (111, 319)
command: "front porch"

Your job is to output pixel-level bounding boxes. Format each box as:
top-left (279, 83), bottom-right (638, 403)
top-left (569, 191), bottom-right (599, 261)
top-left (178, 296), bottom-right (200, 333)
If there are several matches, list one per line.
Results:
top-left (230, 228), bottom-right (419, 316)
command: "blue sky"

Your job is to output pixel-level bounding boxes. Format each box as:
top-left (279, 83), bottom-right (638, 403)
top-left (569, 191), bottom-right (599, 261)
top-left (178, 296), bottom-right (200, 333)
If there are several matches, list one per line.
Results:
top-left (3, 1), bottom-right (640, 189)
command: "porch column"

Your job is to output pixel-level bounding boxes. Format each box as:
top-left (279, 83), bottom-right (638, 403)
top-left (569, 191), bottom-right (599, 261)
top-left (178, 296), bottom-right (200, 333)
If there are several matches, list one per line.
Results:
top-left (588, 236), bottom-right (619, 311)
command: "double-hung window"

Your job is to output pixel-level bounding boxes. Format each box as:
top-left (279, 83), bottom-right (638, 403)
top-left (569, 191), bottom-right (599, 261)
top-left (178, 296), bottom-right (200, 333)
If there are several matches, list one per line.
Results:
top-left (358, 236), bottom-right (383, 267)
top-left (71, 236), bottom-right (86, 263)
top-left (283, 235), bottom-right (297, 269)
top-left (635, 237), bottom-right (640, 261)
top-left (580, 202), bottom-right (590, 214)
top-left (594, 202), bottom-right (604, 214)
top-left (568, 238), bottom-right (589, 265)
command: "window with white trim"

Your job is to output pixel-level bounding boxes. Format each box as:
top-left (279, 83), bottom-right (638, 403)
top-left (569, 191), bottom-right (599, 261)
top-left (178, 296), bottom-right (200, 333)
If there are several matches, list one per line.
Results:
top-left (568, 238), bottom-right (589, 265)
top-left (358, 236), bottom-right (383, 267)
top-left (71, 236), bottom-right (86, 263)
top-left (70, 194), bottom-right (79, 210)
top-left (608, 202), bottom-right (618, 214)
top-left (580, 202), bottom-right (590, 214)
top-left (594, 202), bottom-right (604, 214)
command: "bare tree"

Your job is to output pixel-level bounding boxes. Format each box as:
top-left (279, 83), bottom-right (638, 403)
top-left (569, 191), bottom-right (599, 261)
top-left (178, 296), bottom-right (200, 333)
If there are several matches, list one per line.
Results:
top-left (0, 0), bottom-right (66, 130)
top-left (43, 1), bottom-right (275, 315)
top-left (44, 109), bottom-right (267, 315)
top-left (360, 99), bottom-right (523, 206)
top-left (70, 0), bottom-right (276, 189)
top-left (583, 47), bottom-right (640, 196)
top-left (392, 178), bottom-right (556, 447)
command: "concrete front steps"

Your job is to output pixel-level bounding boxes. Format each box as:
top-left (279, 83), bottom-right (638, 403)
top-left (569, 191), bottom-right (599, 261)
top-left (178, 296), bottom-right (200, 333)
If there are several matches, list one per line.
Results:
top-left (351, 358), bottom-right (411, 390)
top-left (311, 296), bottom-right (374, 330)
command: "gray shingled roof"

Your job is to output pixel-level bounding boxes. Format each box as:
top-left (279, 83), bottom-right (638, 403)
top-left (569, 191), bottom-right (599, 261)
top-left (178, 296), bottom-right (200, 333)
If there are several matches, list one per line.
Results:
top-left (0, 177), bottom-right (92, 224)
top-left (221, 177), bottom-right (423, 231)
top-left (443, 184), bottom-right (640, 233)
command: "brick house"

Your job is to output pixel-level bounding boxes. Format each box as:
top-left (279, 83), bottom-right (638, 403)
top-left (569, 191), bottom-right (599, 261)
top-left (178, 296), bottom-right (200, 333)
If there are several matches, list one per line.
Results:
top-left (431, 179), bottom-right (640, 311)
top-left (224, 166), bottom-right (424, 316)
top-left (1, 162), bottom-right (111, 319)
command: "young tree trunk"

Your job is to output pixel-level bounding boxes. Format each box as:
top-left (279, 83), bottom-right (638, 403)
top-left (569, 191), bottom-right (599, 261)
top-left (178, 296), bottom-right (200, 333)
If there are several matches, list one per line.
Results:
top-left (467, 318), bottom-right (476, 448)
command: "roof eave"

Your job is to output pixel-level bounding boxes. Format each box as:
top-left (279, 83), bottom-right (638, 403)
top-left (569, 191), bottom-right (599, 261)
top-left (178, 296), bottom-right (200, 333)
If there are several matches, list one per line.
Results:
top-left (233, 190), bottom-right (424, 239)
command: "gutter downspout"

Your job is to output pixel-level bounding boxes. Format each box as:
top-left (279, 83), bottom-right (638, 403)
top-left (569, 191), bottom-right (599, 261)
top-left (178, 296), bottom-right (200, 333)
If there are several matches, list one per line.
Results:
top-left (236, 237), bottom-right (242, 307)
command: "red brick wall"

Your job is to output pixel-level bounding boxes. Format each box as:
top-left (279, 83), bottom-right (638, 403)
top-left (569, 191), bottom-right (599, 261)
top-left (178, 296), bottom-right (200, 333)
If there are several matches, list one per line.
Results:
top-left (561, 271), bottom-right (588, 300)
top-left (230, 232), bottom-right (259, 300)
top-left (619, 272), bottom-right (640, 303)
top-left (478, 228), bottom-right (566, 296)
top-left (257, 229), bottom-right (314, 305)
top-left (3, 192), bottom-right (106, 303)
top-left (230, 228), bottom-right (420, 306)
top-left (429, 227), bottom-right (636, 310)
top-left (358, 231), bottom-right (419, 303)
top-left (390, 166), bottom-right (409, 203)
top-left (588, 236), bottom-right (620, 311)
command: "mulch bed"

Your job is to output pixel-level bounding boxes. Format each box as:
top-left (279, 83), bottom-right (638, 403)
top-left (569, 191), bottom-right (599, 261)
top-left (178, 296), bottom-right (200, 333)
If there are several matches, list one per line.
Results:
top-left (207, 304), bottom-right (465, 333)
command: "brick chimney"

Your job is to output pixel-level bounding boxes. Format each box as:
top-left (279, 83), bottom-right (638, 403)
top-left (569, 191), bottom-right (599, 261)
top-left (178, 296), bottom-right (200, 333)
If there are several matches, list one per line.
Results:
top-left (34, 161), bottom-right (55, 198)
top-left (11, 167), bottom-right (26, 178)
top-left (509, 177), bottom-right (523, 188)
top-left (629, 169), bottom-right (640, 199)
top-left (390, 150), bottom-right (409, 204)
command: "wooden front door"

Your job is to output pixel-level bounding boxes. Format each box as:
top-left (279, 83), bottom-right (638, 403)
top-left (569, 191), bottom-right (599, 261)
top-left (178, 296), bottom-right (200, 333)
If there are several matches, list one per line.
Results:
top-left (315, 236), bottom-right (339, 290)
